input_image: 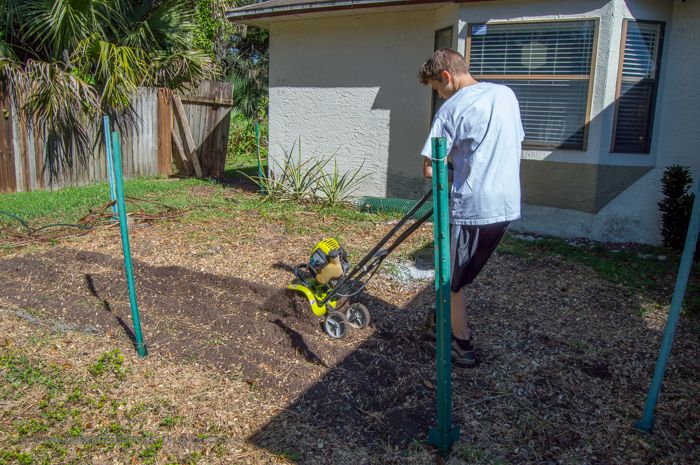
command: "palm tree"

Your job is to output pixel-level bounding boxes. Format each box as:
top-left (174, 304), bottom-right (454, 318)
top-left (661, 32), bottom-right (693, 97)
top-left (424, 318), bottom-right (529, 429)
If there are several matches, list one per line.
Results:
top-left (0, 0), bottom-right (217, 174)
top-left (187, 0), bottom-right (269, 119)
top-left (225, 25), bottom-right (269, 120)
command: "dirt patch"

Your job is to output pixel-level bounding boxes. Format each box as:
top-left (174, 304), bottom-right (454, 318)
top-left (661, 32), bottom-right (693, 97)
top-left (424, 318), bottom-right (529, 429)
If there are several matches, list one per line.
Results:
top-left (1, 250), bottom-right (329, 388)
top-left (1, 212), bottom-right (699, 464)
top-left (0, 247), bottom-right (437, 450)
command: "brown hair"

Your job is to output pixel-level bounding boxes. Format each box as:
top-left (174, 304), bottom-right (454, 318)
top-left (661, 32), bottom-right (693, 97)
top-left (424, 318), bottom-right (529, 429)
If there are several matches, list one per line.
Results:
top-left (418, 48), bottom-right (469, 84)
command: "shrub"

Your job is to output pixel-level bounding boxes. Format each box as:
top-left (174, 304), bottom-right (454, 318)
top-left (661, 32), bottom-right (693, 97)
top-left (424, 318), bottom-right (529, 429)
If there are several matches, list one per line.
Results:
top-left (316, 158), bottom-right (372, 207)
top-left (226, 111), bottom-right (268, 169)
top-left (658, 165), bottom-right (695, 250)
top-left (242, 137), bottom-right (371, 206)
top-left (257, 138), bottom-right (330, 201)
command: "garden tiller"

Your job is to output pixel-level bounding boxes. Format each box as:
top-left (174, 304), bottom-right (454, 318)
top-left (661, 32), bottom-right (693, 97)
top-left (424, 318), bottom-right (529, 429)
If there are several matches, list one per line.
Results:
top-left (288, 190), bottom-right (434, 338)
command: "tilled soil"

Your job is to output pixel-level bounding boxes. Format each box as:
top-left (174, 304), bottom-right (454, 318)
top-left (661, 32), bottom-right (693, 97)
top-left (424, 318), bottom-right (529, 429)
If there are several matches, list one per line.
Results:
top-left (0, 246), bottom-right (437, 449)
top-left (1, 208), bottom-right (699, 464)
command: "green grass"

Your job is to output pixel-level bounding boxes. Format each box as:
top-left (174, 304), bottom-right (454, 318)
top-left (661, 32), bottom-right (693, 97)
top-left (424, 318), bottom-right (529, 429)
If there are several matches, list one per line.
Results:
top-left (0, 351), bottom-right (63, 393)
top-left (89, 349), bottom-right (128, 380)
top-left (0, 177), bottom-right (214, 226)
top-left (499, 234), bottom-right (692, 308)
top-left (0, 173), bottom-right (397, 237)
top-left (0, 342), bottom-right (198, 465)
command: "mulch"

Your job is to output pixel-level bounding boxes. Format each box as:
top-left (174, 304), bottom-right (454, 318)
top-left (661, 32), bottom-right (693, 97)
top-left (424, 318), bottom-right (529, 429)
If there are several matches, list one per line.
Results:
top-left (0, 191), bottom-right (698, 464)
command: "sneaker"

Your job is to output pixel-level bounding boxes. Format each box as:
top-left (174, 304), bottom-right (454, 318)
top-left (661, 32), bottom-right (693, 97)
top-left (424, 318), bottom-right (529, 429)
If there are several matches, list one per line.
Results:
top-left (423, 336), bottom-right (478, 368)
top-left (451, 337), bottom-right (478, 368)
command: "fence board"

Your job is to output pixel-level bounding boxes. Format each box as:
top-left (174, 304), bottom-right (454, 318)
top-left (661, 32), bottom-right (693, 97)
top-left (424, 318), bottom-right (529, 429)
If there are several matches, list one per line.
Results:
top-left (0, 89), bottom-right (16, 193)
top-left (0, 81), bottom-right (232, 193)
top-left (9, 96), bottom-right (23, 192)
top-left (157, 89), bottom-right (173, 175)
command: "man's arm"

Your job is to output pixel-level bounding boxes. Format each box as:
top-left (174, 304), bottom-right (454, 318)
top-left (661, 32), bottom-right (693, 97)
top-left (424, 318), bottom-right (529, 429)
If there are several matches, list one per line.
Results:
top-left (423, 157), bottom-right (453, 181)
top-left (423, 157), bottom-right (432, 179)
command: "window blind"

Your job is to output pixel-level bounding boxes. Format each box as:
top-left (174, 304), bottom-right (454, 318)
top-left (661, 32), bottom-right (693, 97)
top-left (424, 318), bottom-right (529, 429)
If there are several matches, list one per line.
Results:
top-left (468, 21), bottom-right (596, 149)
top-left (613, 21), bottom-right (663, 153)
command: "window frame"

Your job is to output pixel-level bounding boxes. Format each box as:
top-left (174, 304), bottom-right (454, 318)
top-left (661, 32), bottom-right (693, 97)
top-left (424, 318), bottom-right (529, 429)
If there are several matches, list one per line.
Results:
top-left (465, 18), bottom-right (600, 151)
top-left (610, 19), bottom-right (665, 154)
top-left (431, 26), bottom-right (454, 119)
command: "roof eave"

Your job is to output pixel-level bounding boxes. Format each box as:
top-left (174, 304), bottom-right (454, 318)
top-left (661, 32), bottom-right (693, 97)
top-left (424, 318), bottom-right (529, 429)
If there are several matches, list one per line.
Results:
top-left (226, 0), bottom-right (452, 23)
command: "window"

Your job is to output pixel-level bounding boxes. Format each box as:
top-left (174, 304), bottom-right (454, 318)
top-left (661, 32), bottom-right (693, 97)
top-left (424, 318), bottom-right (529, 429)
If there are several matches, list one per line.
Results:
top-left (612, 20), bottom-right (664, 153)
top-left (467, 20), bottom-right (597, 150)
top-left (432, 26), bottom-right (453, 118)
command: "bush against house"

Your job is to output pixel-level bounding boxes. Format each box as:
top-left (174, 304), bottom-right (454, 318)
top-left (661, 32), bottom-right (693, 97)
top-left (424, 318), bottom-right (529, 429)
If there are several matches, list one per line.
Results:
top-left (658, 165), bottom-right (696, 251)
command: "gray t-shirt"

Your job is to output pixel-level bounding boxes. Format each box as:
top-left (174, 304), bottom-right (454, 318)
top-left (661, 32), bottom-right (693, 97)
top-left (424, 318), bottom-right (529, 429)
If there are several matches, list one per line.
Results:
top-left (421, 82), bottom-right (524, 225)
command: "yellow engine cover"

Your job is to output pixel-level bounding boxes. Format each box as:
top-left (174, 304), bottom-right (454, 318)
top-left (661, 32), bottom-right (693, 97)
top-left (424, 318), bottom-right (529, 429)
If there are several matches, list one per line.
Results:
top-left (316, 256), bottom-right (343, 284)
top-left (309, 238), bottom-right (345, 284)
top-left (313, 238), bottom-right (341, 255)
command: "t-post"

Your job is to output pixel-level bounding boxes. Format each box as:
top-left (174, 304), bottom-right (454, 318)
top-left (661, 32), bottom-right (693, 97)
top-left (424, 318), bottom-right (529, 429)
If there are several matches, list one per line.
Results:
top-left (428, 136), bottom-right (460, 455)
top-left (102, 116), bottom-right (117, 219)
top-left (255, 121), bottom-right (265, 195)
top-left (110, 130), bottom-right (148, 358)
top-left (635, 180), bottom-right (700, 432)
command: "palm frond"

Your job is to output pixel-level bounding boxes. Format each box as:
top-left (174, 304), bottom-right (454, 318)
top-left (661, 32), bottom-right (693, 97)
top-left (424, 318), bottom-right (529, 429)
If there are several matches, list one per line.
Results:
top-left (147, 49), bottom-right (217, 89)
top-left (13, 60), bottom-right (98, 177)
top-left (73, 36), bottom-right (148, 111)
top-left (22, 0), bottom-right (90, 59)
top-left (123, 0), bottom-right (193, 50)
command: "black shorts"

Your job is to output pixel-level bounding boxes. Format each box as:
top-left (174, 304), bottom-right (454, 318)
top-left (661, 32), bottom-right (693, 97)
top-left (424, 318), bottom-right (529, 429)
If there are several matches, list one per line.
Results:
top-left (450, 221), bottom-right (509, 292)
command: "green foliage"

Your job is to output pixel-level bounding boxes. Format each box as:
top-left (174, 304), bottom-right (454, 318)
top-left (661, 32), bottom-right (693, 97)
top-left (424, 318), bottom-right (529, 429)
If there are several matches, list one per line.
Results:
top-left (159, 415), bottom-right (182, 428)
top-left (0, 177), bottom-right (207, 224)
top-left (187, 0), bottom-right (269, 118)
top-left (316, 158), bottom-right (372, 207)
top-left (140, 437), bottom-right (164, 463)
top-left (257, 138), bottom-right (331, 201)
top-left (499, 234), bottom-right (674, 297)
top-left (242, 138), bottom-right (373, 207)
top-left (192, 0), bottom-right (220, 56)
top-left (0, 0), bottom-right (216, 173)
top-left (226, 111), bottom-right (268, 168)
top-left (0, 351), bottom-right (62, 392)
top-left (658, 165), bottom-right (695, 250)
top-left (222, 22), bottom-right (268, 118)
top-left (89, 349), bottom-right (127, 380)
top-left (0, 451), bottom-right (33, 465)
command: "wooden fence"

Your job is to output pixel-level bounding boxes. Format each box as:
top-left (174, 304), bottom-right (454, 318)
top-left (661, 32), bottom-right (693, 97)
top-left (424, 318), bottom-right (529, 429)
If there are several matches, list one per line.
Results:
top-left (0, 81), bottom-right (233, 193)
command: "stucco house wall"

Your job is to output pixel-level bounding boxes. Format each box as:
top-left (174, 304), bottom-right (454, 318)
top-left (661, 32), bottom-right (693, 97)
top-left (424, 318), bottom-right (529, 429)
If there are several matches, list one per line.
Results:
top-left (268, 8), bottom-right (442, 199)
top-left (242, 0), bottom-right (700, 245)
top-left (460, 0), bottom-right (688, 244)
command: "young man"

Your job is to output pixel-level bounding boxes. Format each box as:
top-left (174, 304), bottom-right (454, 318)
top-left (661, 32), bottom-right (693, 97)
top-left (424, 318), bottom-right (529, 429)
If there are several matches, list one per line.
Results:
top-left (419, 48), bottom-right (524, 368)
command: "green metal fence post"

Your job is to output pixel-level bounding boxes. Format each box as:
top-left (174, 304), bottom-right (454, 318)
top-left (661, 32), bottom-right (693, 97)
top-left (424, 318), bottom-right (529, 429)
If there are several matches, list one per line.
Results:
top-left (102, 116), bottom-right (117, 219)
top-left (111, 131), bottom-right (148, 358)
top-left (634, 180), bottom-right (700, 432)
top-left (428, 136), bottom-right (459, 455)
top-left (255, 121), bottom-right (265, 195)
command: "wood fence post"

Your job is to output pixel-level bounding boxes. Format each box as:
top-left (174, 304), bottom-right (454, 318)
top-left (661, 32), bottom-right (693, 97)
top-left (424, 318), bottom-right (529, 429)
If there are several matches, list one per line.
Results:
top-left (0, 88), bottom-right (16, 193)
top-left (157, 89), bottom-right (173, 176)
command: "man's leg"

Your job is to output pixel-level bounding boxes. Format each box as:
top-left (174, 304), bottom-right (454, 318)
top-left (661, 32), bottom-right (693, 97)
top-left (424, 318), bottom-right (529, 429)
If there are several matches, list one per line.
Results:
top-left (450, 287), bottom-right (470, 341)
top-left (449, 221), bottom-right (509, 343)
